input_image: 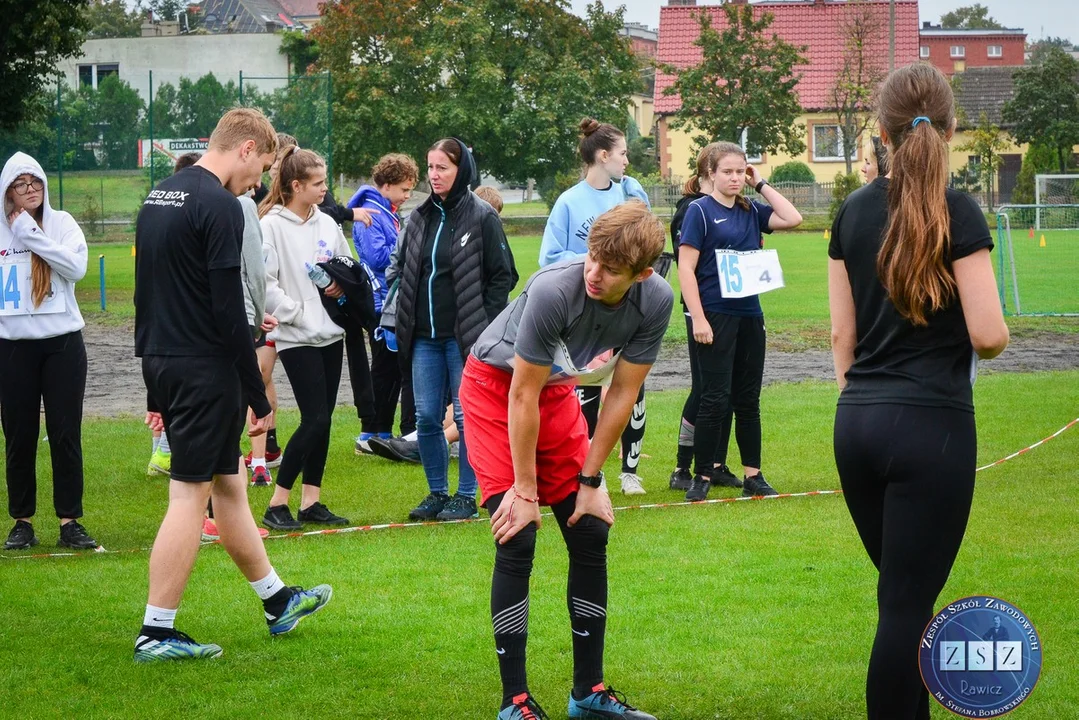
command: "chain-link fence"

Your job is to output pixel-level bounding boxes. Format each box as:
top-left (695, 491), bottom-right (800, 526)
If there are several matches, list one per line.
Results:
top-left (0, 70), bottom-right (333, 237)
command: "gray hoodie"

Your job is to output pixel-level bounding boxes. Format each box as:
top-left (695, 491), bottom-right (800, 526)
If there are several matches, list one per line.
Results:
top-left (0, 152), bottom-right (87, 340)
top-left (238, 195), bottom-right (265, 328)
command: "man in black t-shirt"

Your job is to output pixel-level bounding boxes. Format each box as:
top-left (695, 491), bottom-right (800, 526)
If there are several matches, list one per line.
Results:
top-left (132, 109), bottom-right (333, 663)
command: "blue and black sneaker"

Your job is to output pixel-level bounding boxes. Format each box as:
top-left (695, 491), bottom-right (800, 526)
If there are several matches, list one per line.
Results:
top-left (568, 684), bottom-right (656, 719)
top-left (133, 629), bottom-right (223, 663)
top-left (497, 693), bottom-right (550, 720)
top-left (266, 584), bottom-right (333, 636)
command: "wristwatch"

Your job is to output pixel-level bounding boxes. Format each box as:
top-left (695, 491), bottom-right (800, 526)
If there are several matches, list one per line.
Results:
top-left (755, 179), bottom-right (768, 193)
top-left (577, 470), bottom-right (605, 488)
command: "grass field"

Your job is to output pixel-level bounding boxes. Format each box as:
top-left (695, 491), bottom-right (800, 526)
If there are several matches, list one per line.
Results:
top-left (80, 232), bottom-right (1079, 343)
top-left (996, 228), bottom-right (1079, 316)
top-left (48, 171), bottom-right (149, 223)
top-left (0, 373), bottom-right (1076, 718)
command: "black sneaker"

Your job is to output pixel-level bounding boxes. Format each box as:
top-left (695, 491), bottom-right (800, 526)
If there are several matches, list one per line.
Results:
top-left (58, 520), bottom-right (98, 549)
top-left (712, 464), bottom-right (743, 488)
top-left (408, 492), bottom-right (451, 521)
top-left (263, 505), bottom-right (303, 530)
top-left (4, 520), bottom-right (38, 550)
top-left (298, 502), bottom-right (350, 525)
top-left (685, 475), bottom-right (711, 502)
top-left (435, 493), bottom-right (478, 521)
top-left (668, 468), bottom-right (692, 491)
top-left (743, 472), bottom-right (779, 497)
top-left (369, 436), bottom-right (422, 464)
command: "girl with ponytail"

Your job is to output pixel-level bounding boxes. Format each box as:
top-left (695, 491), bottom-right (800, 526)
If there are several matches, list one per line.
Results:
top-left (828, 62), bottom-right (1009, 719)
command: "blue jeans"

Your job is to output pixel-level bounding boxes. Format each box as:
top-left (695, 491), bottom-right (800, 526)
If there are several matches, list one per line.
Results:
top-left (411, 337), bottom-right (475, 498)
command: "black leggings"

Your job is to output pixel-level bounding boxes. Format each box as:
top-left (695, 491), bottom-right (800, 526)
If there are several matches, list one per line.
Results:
top-left (693, 312), bottom-right (765, 478)
top-left (0, 331), bottom-right (87, 520)
top-left (277, 341), bottom-right (344, 490)
top-left (579, 384), bottom-right (647, 474)
top-left (676, 313), bottom-right (733, 470)
top-left (834, 403), bottom-right (976, 720)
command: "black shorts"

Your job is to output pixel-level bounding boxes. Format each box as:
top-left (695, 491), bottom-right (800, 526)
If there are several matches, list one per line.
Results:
top-left (142, 355), bottom-right (246, 482)
top-left (253, 326), bottom-right (267, 349)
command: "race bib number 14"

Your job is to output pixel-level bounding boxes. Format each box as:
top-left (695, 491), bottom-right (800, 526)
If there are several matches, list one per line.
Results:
top-left (0, 262), bottom-right (65, 316)
top-left (714, 249), bottom-right (785, 299)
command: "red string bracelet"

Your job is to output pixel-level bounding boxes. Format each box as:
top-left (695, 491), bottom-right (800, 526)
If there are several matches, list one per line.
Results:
top-left (512, 487), bottom-right (538, 504)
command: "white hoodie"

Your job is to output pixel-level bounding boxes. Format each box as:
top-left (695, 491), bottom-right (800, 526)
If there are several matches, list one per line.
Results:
top-left (0, 152), bottom-right (87, 340)
top-left (261, 203), bottom-right (352, 351)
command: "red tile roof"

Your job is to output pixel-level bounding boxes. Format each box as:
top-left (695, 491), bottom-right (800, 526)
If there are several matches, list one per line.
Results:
top-left (655, 0), bottom-right (920, 114)
top-left (276, 0), bottom-right (323, 17)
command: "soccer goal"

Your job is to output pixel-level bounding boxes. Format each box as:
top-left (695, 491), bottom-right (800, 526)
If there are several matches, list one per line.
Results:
top-left (995, 204), bottom-right (1079, 316)
top-left (1034, 174), bottom-right (1079, 230)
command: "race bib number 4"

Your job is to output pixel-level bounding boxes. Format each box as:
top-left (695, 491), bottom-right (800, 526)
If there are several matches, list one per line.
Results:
top-left (714, 249), bottom-right (784, 299)
top-left (0, 262), bottom-right (65, 316)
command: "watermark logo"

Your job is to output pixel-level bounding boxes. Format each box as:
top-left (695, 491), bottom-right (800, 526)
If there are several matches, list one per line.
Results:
top-left (919, 596), bottom-right (1042, 717)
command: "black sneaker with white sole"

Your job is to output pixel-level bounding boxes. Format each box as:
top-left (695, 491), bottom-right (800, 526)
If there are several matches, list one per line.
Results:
top-left (4, 520), bottom-right (38, 550)
top-left (59, 521), bottom-right (98, 549)
top-left (263, 505), bottom-right (303, 530)
top-left (369, 437), bottom-right (422, 464)
top-left (742, 473), bottom-right (779, 497)
top-left (435, 493), bottom-right (478, 521)
top-left (297, 502), bottom-right (350, 525)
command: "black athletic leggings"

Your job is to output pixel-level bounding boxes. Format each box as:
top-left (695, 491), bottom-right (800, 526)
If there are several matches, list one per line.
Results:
top-left (578, 384), bottom-right (647, 475)
top-left (0, 331), bottom-right (87, 520)
top-left (676, 313), bottom-right (733, 470)
top-left (834, 403), bottom-right (976, 720)
top-left (346, 329), bottom-right (376, 434)
top-left (692, 312), bottom-right (765, 478)
top-left (277, 341), bottom-right (344, 490)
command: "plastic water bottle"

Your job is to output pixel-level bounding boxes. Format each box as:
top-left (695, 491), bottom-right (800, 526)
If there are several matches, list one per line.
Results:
top-left (306, 262), bottom-right (346, 306)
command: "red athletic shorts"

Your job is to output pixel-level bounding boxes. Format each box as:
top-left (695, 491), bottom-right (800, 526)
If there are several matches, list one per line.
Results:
top-left (460, 355), bottom-right (589, 507)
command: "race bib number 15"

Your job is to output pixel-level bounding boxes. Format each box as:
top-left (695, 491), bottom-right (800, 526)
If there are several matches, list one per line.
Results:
top-left (715, 249), bottom-right (785, 299)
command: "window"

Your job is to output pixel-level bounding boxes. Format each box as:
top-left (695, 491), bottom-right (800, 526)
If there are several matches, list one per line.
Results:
top-left (988, 45), bottom-right (1003, 58)
top-left (740, 128), bottom-right (763, 163)
top-left (74, 63), bottom-right (120, 90)
top-left (920, 45), bottom-right (930, 58)
top-left (77, 65), bottom-right (93, 88)
top-left (812, 124), bottom-right (849, 162)
top-left (950, 45), bottom-right (965, 58)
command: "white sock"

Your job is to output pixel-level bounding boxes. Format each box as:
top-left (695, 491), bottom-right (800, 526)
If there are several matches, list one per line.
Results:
top-left (403, 430), bottom-right (418, 442)
top-left (250, 569), bottom-right (285, 600)
top-left (158, 432), bottom-right (171, 453)
top-left (151, 435), bottom-right (159, 453)
top-left (143, 604), bottom-right (177, 629)
top-left (251, 457), bottom-right (267, 470)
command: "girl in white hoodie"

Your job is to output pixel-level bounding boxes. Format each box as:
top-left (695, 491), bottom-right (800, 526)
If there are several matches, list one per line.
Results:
top-left (258, 148), bottom-right (353, 530)
top-left (0, 152), bottom-right (97, 551)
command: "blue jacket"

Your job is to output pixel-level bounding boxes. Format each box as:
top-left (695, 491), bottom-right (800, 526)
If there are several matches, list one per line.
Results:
top-left (539, 176), bottom-right (650, 267)
top-left (347, 185), bottom-right (400, 308)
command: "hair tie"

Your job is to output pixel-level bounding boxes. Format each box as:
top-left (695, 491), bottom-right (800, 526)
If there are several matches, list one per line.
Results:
top-left (911, 116), bottom-right (931, 128)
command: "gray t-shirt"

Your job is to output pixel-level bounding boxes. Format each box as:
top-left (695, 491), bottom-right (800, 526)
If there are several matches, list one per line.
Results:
top-left (472, 259), bottom-right (673, 385)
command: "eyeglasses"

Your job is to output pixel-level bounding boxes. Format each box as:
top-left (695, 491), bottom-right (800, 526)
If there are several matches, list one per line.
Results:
top-left (10, 179), bottom-right (44, 195)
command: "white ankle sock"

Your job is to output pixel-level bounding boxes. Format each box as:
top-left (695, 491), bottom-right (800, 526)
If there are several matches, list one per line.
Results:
top-left (143, 604), bottom-right (177, 629)
top-left (158, 433), bottom-right (171, 453)
top-left (403, 430), bottom-right (418, 442)
top-left (251, 457), bottom-right (267, 470)
top-left (151, 436), bottom-right (160, 453)
top-left (250, 569), bottom-right (285, 600)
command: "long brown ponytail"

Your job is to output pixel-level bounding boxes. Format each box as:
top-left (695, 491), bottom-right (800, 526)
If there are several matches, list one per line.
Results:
top-left (684, 142), bottom-right (722, 196)
top-left (257, 147), bottom-right (326, 218)
top-left (876, 63), bottom-right (957, 326)
top-left (30, 253), bottom-right (51, 307)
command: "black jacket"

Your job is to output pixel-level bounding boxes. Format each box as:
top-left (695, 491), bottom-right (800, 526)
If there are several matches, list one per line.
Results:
top-left (317, 255), bottom-right (378, 333)
top-left (395, 138), bottom-right (518, 360)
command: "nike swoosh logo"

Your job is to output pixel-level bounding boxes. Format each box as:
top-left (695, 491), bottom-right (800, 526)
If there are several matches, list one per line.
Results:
top-left (579, 395), bottom-right (598, 406)
top-left (496, 647), bottom-right (506, 655)
top-left (572, 629), bottom-right (590, 637)
top-left (713, 218), bottom-right (728, 224)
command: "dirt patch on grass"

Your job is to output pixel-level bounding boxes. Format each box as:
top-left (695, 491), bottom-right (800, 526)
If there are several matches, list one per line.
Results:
top-left (82, 323), bottom-right (1077, 417)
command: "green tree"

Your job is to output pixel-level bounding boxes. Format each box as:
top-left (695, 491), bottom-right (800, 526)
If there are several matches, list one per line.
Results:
top-left (85, 0), bottom-right (142, 38)
top-left (1012, 143), bottom-right (1064, 205)
top-left (176, 74), bottom-right (239, 137)
top-left (316, 0), bottom-right (639, 184)
top-left (663, 5), bottom-right (807, 166)
top-left (147, 82), bottom-right (179, 137)
top-left (831, 0), bottom-right (887, 175)
top-left (939, 4), bottom-right (1003, 29)
top-left (770, 162), bottom-right (815, 183)
top-left (1003, 47), bottom-right (1079, 173)
top-left (1, 1), bottom-right (91, 132)
top-left (1028, 37), bottom-right (1074, 65)
top-left (955, 112), bottom-right (1010, 210)
top-left (94, 75), bottom-right (146, 169)
top-left (830, 171), bottom-right (862, 221)
top-left (280, 29), bottom-right (320, 74)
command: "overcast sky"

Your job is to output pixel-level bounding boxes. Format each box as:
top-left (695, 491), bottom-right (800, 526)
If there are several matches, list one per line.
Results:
top-left (569, 0), bottom-right (1077, 43)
